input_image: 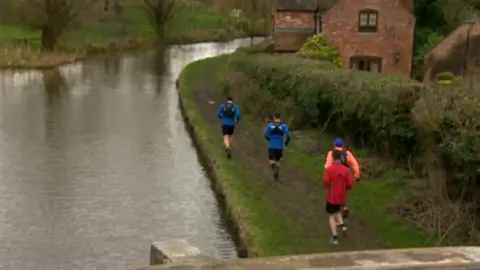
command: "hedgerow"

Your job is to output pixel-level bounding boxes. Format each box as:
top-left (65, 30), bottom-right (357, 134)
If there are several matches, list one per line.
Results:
top-left (413, 79), bottom-right (480, 200)
top-left (223, 51), bottom-right (480, 241)
top-left (228, 53), bottom-right (428, 160)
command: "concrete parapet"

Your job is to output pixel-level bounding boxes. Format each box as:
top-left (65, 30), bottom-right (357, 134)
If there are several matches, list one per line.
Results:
top-left (149, 239), bottom-right (217, 265)
top-left (143, 245), bottom-right (480, 269)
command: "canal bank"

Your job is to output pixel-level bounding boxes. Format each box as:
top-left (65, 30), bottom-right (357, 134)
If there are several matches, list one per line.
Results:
top-left (176, 53), bottom-right (435, 257)
top-left (0, 38), bottom-right (262, 270)
top-left (0, 0), bottom-right (266, 70)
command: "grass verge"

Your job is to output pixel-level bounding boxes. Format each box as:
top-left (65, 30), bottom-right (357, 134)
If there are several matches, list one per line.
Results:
top-left (178, 55), bottom-right (308, 256)
top-left (0, 2), bottom-right (265, 69)
top-left (284, 132), bottom-right (434, 248)
top-left (178, 53), bottom-right (436, 256)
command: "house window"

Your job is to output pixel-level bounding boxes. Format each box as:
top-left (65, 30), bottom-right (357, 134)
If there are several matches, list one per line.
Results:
top-left (358, 9), bottom-right (378, 32)
top-left (350, 56), bottom-right (382, 73)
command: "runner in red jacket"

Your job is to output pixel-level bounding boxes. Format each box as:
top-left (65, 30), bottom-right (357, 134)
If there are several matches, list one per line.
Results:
top-left (322, 150), bottom-right (353, 245)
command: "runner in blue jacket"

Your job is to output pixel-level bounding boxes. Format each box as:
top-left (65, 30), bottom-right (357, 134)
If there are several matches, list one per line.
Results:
top-left (264, 113), bottom-right (291, 179)
top-left (217, 96), bottom-right (240, 158)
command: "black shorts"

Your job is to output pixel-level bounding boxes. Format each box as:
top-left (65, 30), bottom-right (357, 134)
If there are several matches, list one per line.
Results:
top-left (325, 202), bottom-right (342, 214)
top-left (268, 148), bottom-right (283, 161)
top-left (222, 125), bottom-right (235, 135)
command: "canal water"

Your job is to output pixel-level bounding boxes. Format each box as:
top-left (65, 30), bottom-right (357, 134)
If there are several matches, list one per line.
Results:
top-left (0, 37), bottom-right (263, 270)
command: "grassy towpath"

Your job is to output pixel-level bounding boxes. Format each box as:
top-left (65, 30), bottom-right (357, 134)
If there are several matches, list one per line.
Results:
top-left (178, 54), bottom-right (435, 257)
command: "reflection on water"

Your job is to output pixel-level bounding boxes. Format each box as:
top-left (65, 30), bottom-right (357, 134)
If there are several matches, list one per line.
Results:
top-left (0, 37), bottom-right (263, 270)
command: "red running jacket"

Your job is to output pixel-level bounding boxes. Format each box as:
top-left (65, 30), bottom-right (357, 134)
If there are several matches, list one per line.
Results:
top-left (322, 162), bottom-right (353, 205)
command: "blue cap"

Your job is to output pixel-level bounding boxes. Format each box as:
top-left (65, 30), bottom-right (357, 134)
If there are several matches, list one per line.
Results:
top-left (334, 138), bottom-right (344, 147)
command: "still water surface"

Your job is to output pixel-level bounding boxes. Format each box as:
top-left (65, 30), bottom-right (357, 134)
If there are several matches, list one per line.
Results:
top-left (0, 37), bottom-right (262, 270)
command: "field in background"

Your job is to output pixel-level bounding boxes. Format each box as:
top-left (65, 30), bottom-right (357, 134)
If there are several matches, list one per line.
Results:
top-left (0, 1), bottom-right (266, 68)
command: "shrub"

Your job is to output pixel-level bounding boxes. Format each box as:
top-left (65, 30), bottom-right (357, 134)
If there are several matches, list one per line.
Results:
top-left (435, 72), bottom-right (455, 85)
top-left (296, 34), bottom-right (343, 67)
top-left (228, 53), bottom-right (427, 160)
top-left (413, 80), bottom-right (480, 201)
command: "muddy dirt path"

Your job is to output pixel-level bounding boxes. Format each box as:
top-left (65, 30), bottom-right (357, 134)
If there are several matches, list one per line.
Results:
top-left (190, 69), bottom-right (388, 252)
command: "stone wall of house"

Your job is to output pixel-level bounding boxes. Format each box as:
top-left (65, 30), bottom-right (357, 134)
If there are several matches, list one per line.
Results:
top-left (322, 0), bottom-right (415, 77)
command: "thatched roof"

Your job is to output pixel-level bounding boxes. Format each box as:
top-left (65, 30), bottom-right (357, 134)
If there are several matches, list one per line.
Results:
top-left (423, 22), bottom-right (480, 82)
top-left (275, 0), bottom-right (339, 11)
top-left (399, 0), bottom-right (414, 13)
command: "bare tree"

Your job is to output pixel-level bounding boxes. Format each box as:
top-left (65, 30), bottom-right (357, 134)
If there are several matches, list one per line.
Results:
top-left (239, 0), bottom-right (269, 37)
top-left (139, 0), bottom-right (178, 38)
top-left (15, 0), bottom-right (96, 51)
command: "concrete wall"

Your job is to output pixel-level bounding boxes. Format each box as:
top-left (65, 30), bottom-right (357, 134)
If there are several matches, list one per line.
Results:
top-left (113, 239), bottom-right (480, 270)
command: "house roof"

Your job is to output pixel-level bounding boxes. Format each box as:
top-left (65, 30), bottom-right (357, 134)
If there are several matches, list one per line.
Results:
top-left (275, 0), bottom-right (339, 11)
top-left (425, 22), bottom-right (480, 62)
top-left (275, 0), bottom-right (413, 13)
top-left (423, 21), bottom-right (480, 81)
top-left (399, 0), bottom-right (414, 13)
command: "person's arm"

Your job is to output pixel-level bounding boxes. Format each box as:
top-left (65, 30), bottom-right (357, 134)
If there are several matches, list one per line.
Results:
top-left (347, 151), bottom-right (360, 180)
top-left (216, 105), bottom-right (224, 119)
top-left (324, 151), bottom-right (333, 169)
top-left (264, 125), bottom-right (270, 141)
top-left (284, 124), bottom-right (291, 145)
top-left (346, 169), bottom-right (353, 190)
top-left (322, 167), bottom-right (331, 188)
top-left (235, 105), bottom-right (240, 123)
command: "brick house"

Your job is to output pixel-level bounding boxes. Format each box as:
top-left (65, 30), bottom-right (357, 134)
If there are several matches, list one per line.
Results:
top-left (273, 0), bottom-right (415, 77)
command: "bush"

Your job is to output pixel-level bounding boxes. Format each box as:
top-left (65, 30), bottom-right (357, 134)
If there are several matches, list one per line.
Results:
top-left (435, 72), bottom-right (455, 85)
top-left (413, 80), bottom-right (480, 201)
top-left (224, 51), bottom-right (480, 241)
top-left (296, 34), bottom-right (343, 67)
top-left (228, 53), bottom-right (428, 159)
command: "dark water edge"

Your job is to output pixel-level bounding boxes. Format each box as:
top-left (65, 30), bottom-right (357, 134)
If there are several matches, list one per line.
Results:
top-left (176, 82), bottom-right (248, 259)
top-left (174, 37), bottom-right (263, 259)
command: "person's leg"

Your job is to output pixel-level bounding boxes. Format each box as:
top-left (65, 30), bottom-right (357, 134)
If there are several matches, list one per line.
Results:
top-left (223, 135), bottom-right (230, 148)
top-left (326, 203), bottom-right (340, 244)
top-left (342, 204), bottom-right (349, 219)
top-left (222, 126), bottom-right (229, 149)
top-left (223, 126), bottom-right (234, 158)
top-left (268, 149), bottom-right (276, 170)
top-left (272, 149), bottom-right (282, 179)
top-left (329, 215), bottom-right (339, 237)
top-left (335, 212), bottom-right (347, 233)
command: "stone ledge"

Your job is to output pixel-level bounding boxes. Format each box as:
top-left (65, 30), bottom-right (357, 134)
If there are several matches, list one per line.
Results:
top-left (150, 239), bottom-right (217, 265)
top-left (142, 245), bottom-right (480, 270)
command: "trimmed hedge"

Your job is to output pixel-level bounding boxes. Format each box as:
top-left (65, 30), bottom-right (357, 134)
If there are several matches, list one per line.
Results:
top-left (225, 52), bottom-right (480, 202)
top-left (413, 79), bottom-right (480, 199)
top-left (228, 53), bottom-right (429, 160)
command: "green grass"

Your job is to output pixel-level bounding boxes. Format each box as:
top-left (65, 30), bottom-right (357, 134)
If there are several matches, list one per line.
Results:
top-left (179, 55), bottom-right (324, 256)
top-left (0, 1), bottom-right (261, 50)
top-left (232, 115), bottom-right (435, 250)
top-left (0, 25), bottom-right (39, 41)
top-left (0, 1), bottom-right (266, 68)
top-left (284, 134), bottom-right (435, 248)
top-left (179, 53), bottom-right (437, 256)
